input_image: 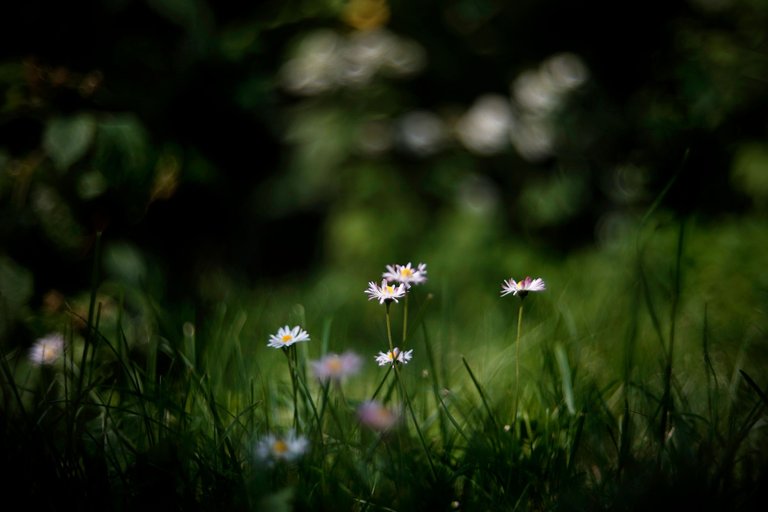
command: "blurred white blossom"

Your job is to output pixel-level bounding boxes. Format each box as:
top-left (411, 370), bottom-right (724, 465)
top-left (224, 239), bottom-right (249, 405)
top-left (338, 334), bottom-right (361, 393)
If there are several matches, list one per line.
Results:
top-left (29, 333), bottom-right (64, 366)
top-left (280, 28), bottom-right (425, 96)
top-left (456, 94), bottom-right (513, 155)
top-left (397, 110), bottom-right (446, 156)
top-left (383, 262), bottom-right (427, 288)
top-left (255, 431), bottom-right (309, 465)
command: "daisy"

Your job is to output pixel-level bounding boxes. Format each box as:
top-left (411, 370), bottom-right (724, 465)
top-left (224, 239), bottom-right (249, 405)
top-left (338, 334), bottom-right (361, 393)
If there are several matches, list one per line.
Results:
top-left (311, 351), bottom-right (363, 382)
top-left (375, 347), bottom-right (413, 367)
top-left (365, 279), bottom-right (406, 304)
top-left (29, 333), bottom-right (64, 366)
top-left (357, 400), bottom-right (401, 431)
top-left (383, 262), bottom-right (428, 288)
top-left (500, 276), bottom-right (546, 298)
top-left (267, 325), bottom-right (310, 349)
top-left (255, 431), bottom-right (309, 464)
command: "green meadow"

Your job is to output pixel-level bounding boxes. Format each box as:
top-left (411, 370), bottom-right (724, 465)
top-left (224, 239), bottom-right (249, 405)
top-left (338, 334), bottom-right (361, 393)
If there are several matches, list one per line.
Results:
top-left (2, 1), bottom-right (768, 510)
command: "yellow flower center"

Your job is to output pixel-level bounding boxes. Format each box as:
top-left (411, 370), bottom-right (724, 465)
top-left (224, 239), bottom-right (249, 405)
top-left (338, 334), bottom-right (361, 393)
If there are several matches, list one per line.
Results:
top-left (386, 285), bottom-right (395, 294)
top-left (281, 334), bottom-right (293, 343)
top-left (272, 439), bottom-right (288, 455)
top-left (400, 268), bottom-right (413, 278)
top-left (327, 358), bottom-right (343, 373)
top-left (41, 343), bottom-right (58, 363)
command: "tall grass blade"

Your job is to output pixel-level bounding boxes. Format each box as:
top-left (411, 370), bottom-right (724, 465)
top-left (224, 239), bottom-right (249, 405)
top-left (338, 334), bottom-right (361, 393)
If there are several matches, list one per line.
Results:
top-left (461, 356), bottom-right (500, 432)
top-left (657, 219), bottom-right (685, 467)
top-left (739, 369), bottom-right (768, 407)
top-left (554, 343), bottom-right (575, 415)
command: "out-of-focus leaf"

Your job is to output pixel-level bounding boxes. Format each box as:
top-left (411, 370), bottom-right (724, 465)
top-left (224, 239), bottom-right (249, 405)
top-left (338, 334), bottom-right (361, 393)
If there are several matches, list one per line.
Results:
top-left (93, 115), bottom-right (151, 185)
top-left (256, 487), bottom-right (294, 512)
top-left (220, 24), bottom-right (261, 61)
top-left (104, 242), bottom-right (147, 285)
top-left (146, 0), bottom-right (204, 29)
top-left (43, 114), bottom-right (97, 171)
top-left (0, 255), bottom-right (33, 336)
top-left (731, 143), bottom-right (768, 207)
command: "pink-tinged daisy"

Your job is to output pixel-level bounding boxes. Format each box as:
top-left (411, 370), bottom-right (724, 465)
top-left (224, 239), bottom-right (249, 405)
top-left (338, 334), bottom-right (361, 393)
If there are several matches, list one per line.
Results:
top-left (357, 400), bottom-right (401, 431)
top-left (365, 279), bottom-right (406, 304)
top-left (255, 431), bottom-right (309, 464)
top-left (375, 347), bottom-right (413, 367)
top-left (267, 325), bottom-right (310, 349)
top-left (500, 276), bottom-right (546, 298)
top-left (29, 333), bottom-right (64, 366)
top-left (310, 351), bottom-right (363, 382)
top-left (383, 262), bottom-right (428, 288)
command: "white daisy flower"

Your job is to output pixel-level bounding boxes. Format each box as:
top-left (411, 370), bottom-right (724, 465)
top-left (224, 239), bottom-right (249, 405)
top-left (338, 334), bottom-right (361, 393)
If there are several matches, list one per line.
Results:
top-left (375, 347), bottom-right (413, 367)
top-left (500, 276), bottom-right (546, 298)
top-left (255, 431), bottom-right (309, 464)
top-left (311, 351), bottom-right (363, 382)
top-left (383, 262), bottom-right (428, 288)
top-left (267, 325), bottom-right (310, 349)
top-left (357, 400), bottom-right (401, 431)
top-left (365, 279), bottom-right (406, 304)
top-left (29, 333), bottom-right (64, 366)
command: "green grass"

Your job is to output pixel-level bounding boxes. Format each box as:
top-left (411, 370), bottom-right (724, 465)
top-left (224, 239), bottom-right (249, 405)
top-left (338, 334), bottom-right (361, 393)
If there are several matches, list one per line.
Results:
top-left (2, 215), bottom-right (768, 511)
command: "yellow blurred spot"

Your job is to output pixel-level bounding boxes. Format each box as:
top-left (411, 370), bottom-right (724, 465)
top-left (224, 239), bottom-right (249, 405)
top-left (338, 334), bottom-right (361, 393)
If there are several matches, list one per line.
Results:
top-left (281, 334), bottom-right (293, 343)
top-left (327, 357), bottom-right (343, 373)
top-left (342, 0), bottom-right (390, 31)
top-left (400, 267), bottom-right (413, 278)
top-left (272, 439), bottom-right (288, 454)
top-left (151, 151), bottom-right (180, 201)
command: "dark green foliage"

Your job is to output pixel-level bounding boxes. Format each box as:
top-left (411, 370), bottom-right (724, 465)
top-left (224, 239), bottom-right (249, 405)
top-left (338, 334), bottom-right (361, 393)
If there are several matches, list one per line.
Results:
top-left (2, 0), bottom-right (768, 510)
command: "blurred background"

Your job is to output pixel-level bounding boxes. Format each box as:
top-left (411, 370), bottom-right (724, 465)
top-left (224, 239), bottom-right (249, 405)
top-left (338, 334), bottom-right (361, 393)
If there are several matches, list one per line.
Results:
top-left (1, 0), bottom-right (767, 371)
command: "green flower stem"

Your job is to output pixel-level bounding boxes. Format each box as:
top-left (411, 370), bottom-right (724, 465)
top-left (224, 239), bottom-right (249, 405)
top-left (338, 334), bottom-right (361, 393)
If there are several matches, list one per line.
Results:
top-left (318, 380), bottom-right (330, 425)
top-left (285, 346), bottom-right (299, 431)
top-left (294, 361), bottom-right (321, 430)
top-left (402, 293), bottom-right (409, 345)
top-left (385, 301), bottom-right (395, 353)
top-left (514, 300), bottom-right (524, 425)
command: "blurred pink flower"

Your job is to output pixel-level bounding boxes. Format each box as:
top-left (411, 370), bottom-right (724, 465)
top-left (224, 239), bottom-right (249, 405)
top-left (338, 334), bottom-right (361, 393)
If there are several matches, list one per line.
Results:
top-left (357, 400), bottom-right (401, 431)
top-left (311, 351), bottom-right (362, 382)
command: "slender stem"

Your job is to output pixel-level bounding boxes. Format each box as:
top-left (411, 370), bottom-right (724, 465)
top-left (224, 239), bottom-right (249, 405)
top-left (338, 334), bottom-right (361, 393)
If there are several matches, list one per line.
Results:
top-left (326, 382), bottom-right (347, 441)
top-left (318, 379), bottom-right (330, 425)
top-left (370, 366), bottom-right (392, 400)
top-left (514, 301), bottom-right (524, 424)
top-left (294, 362), bottom-right (321, 430)
top-left (78, 230), bottom-right (102, 395)
top-left (385, 302), bottom-right (394, 353)
top-left (285, 347), bottom-right (299, 432)
top-left (402, 293), bottom-right (409, 345)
